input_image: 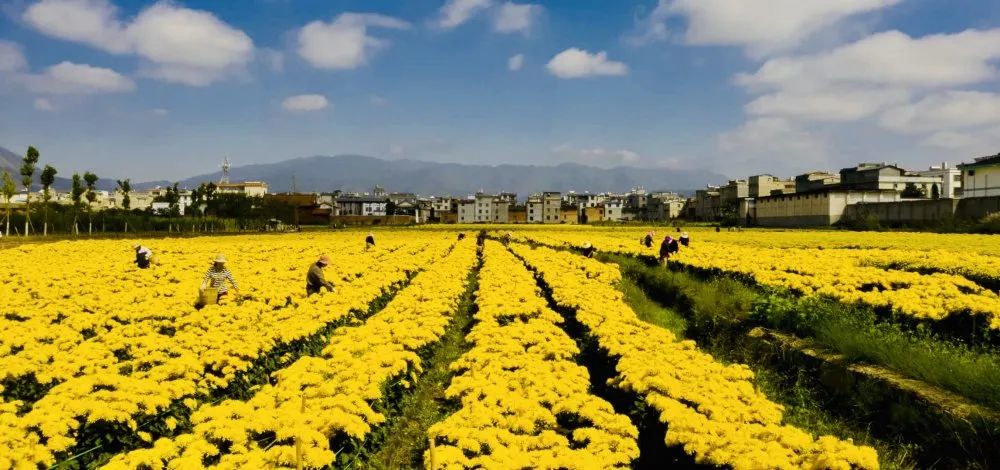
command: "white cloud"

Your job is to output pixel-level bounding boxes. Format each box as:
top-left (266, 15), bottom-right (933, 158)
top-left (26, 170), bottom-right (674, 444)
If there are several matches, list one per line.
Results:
top-left (746, 87), bottom-right (910, 121)
top-left (920, 127), bottom-right (1000, 155)
top-left (22, 61), bottom-right (135, 94)
top-left (23, 0), bottom-right (254, 86)
top-left (0, 40), bottom-right (28, 73)
top-left (921, 131), bottom-right (983, 150)
top-left (436, 0), bottom-right (492, 29)
top-left (551, 143), bottom-right (640, 167)
top-left (880, 91), bottom-right (1000, 134)
top-left (631, 0), bottom-right (900, 55)
top-left (546, 48), bottom-right (627, 79)
top-left (737, 29), bottom-right (1000, 92)
top-left (370, 94), bottom-right (388, 106)
top-left (717, 118), bottom-right (828, 173)
top-left (23, 0), bottom-right (128, 53)
top-left (151, 107), bottom-right (169, 116)
top-left (127, 3), bottom-right (254, 86)
top-left (34, 98), bottom-right (54, 111)
top-left (281, 94), bottom-right (329, 112)
top-left (507, 53), bottom-right (523, 71)
top-left (493, 2), bottom-right (541, 34)
top-left (297, 13), bottom-right (410, 70)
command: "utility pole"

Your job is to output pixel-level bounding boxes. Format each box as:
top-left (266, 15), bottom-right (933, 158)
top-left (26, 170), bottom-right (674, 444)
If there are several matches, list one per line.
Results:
top-left (291, 175), bottom-right (299, 228)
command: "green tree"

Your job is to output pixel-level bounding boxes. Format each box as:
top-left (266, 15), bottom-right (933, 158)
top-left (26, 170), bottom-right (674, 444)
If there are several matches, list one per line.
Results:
top-left (1, 170), bottom-right (15, 237)
top-left (931, 183), bottom-right (941, 199)
top-left (83, 171), bottom-right (99, 234)
top-left (116, 179), bottom-right (132, 210)
top-left (39, 164), bottom-right (57, 235)
top-left (19, 146), bottom-right (40, 236)
top-left (71, 173), bottom-right (85, 234)
top-left (901, 182), bottom-right (926, 199)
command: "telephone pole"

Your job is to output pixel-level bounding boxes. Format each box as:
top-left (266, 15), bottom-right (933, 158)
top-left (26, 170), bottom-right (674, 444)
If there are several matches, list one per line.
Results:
top-left (291, 175), bottom-right (299, 228)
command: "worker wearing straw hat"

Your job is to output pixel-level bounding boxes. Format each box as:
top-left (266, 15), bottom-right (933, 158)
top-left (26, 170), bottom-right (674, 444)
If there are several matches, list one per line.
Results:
top-left (133, 244), bottom-right (153, 269)
top-left (200, 253), bottom-right (240, 304)
top-left (581, 241), bottom-right (597, 258)
top-left (306, 254), bottom-right (336, 296)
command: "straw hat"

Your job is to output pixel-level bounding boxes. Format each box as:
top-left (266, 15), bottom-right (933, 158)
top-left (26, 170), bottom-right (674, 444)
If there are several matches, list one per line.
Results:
top-left (213, 254), bottom-right (227, 264)
top-left (318, 255), bottom-right (331, 265)
top-left (582, 242), bottom-right (592, 249)
top-left (681, 232), bottom-right (689, 238)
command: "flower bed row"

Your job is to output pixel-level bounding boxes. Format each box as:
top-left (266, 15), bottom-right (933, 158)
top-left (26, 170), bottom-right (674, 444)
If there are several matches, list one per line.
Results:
top-left (102, 239), bottom-right (479, 469)
top-left (508, 243), bottom-right (879, 470)
top-left (426, 241), bottom-right (639, 468)
top-left (0, 233), bottom-right (454, 469)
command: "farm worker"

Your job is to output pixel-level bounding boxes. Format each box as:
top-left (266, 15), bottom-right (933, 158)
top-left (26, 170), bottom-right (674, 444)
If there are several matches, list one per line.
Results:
top-left (457, 232), bottom-right (466, 241)
top-left (581, 242), bottom-right (597, 258)
top-left (501, 231), bottom-right (513, 246)
top-left (134, 244), bottom-right (152, 269)
top-left (715, 226), bottom-right (721, 233)
top-left (365, 232), bottom-right (376, 251)
top-left (659, 236), bottom-right (679, 267)
top-left (679, 232), bottom-right (690, 247)
top-left (642, 231), bottom-right (655, 248)
top-left (306, 255), bottom-right (336, 296)
top-left (200, 254), bottom-right (240, 303)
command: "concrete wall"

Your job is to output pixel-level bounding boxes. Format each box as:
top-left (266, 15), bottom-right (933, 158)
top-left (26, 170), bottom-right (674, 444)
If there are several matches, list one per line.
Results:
top-left (843, 196), bottom-right (1000, 223)
top-left (330, 215), bottom-right (415, 226)
top-left (757, 190), bottom-right (897, 226)
top-left (845, 199), bottom-right (959, 223)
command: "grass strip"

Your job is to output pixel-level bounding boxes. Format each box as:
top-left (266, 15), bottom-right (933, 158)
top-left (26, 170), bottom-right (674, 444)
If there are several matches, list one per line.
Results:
top-left (613, 270), bottom-right (918, 470)
top-left (608, 252), bottom-right (1000, 468)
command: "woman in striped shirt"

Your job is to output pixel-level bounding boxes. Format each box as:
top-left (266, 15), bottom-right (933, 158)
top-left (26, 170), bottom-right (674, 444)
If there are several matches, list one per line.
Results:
top-left (200, 254), bottom-right (240, 303)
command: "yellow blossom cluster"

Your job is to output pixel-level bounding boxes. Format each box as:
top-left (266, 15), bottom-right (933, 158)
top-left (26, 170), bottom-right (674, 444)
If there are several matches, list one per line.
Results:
top-left (103, 238), bottom-right (479, 469)
top-left (508, 243), bottom-right (880, 470)
top-left (426, 241), bottom-right (639, 469)
top-left (0, 232), bottom-right (455, 469)
top-left (512, 229), bottom-right (1000, 329)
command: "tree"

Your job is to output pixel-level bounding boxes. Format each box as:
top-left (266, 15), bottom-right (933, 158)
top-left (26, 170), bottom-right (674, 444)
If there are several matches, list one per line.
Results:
top-left (19, 146), bottom-right (39, 236)
top-left (83, 172), bottom-right (99, 234)
top-left (1, 170), bottom-right (15, 237)
top-left (40, 164), bottom-right (57, 235)
top-left (901, 182), bottom-right (926, 199)
top-left (71, 173), bottom-right (85, 234)
top-left (116, 179), bottom-right (132, 210)
top-left (931, 183), bottom-right (941, 199)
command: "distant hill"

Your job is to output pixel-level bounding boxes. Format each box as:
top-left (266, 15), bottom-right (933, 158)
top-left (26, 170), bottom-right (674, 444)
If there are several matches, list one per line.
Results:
top-left (0, 146), bottom-right (18, 174)
top-left (0, 149), bottom-right (725, 196)
top-left (162, 155), bottom-right (723, 196)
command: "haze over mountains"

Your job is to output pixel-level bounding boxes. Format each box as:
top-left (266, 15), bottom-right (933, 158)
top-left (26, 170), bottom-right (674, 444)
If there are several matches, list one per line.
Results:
top-left (1, 148), bottom-right (724, 196)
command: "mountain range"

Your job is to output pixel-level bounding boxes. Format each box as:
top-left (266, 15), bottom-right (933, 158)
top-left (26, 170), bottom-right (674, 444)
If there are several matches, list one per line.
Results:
top-left (0, 147), bottom-right (724, 196)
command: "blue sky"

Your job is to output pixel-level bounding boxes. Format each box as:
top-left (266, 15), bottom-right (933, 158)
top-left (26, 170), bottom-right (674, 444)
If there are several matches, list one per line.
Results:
top-left (1, 0), bottom-right (999, 182)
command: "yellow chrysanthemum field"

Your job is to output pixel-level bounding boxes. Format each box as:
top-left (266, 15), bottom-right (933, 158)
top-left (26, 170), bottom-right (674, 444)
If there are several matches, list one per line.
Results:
top-left (1, 226), bottom-right (998, 469)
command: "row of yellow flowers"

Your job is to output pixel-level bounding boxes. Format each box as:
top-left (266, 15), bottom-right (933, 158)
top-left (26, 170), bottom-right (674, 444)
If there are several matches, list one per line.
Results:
top-left (508, 243), bottom-right (880, 470)
top-left (0, 233), bottom-right (429, 386)
top-left (0, 232), bottom-right (454, 469)
top-left (103, 238), bottom-right (479, 469)
top-left (512, 230), bottom-right (1000, 330)
top-left (426, 241), bottom-right (639, 469)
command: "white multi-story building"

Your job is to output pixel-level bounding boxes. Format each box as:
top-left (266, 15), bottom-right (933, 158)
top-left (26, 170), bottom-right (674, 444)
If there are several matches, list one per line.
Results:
top-left (336, 196), bottom-right (388, 216)
top-left (527, 194), bottom-right (544, 223)
top-left (915, 162), bottom-right (962, 198)
top-left (602, 198), bottom-right (623, 221)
